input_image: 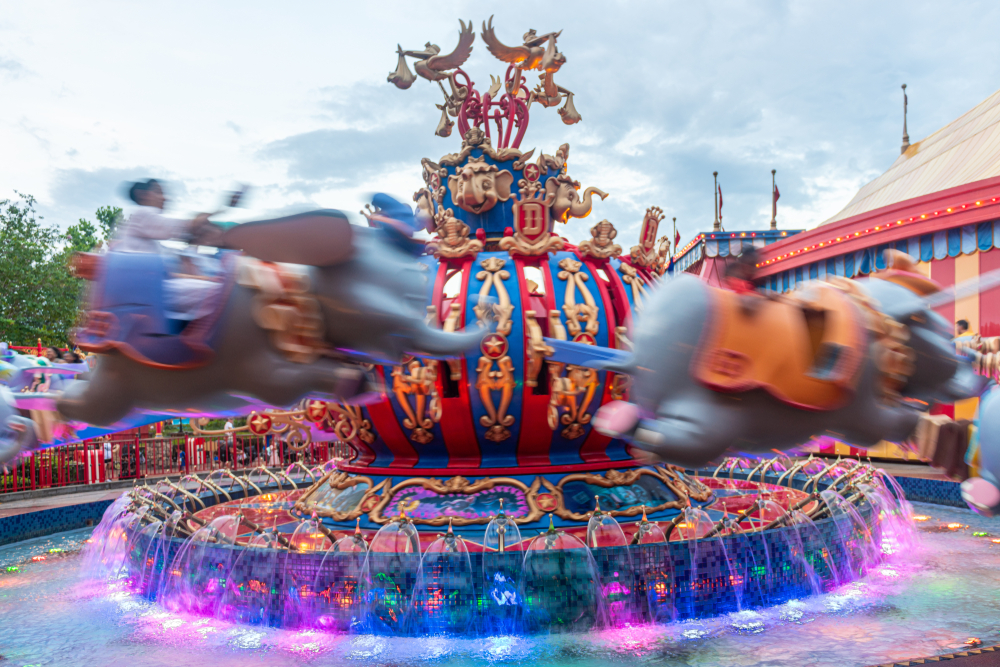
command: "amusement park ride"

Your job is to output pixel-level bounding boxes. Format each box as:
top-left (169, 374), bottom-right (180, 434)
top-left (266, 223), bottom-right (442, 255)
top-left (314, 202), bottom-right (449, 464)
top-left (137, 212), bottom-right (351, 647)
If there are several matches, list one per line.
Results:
top-left (4, 17), bottom-right (998, 633)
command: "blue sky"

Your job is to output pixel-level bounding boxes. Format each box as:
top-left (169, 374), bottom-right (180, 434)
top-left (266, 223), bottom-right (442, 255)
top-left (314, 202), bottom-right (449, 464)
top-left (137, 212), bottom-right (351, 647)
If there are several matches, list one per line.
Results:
top-left (2, 1), bottom-right (999, 247)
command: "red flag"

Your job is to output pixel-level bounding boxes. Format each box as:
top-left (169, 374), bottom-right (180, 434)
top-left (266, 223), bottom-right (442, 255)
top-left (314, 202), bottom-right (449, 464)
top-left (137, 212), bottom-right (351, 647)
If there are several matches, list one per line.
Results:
top-left (773, 184), bottom-right (780, 203)
top-left (674, 229), bottom-right (681, 248)
top-left (718, 185), bottom-right (723, 211)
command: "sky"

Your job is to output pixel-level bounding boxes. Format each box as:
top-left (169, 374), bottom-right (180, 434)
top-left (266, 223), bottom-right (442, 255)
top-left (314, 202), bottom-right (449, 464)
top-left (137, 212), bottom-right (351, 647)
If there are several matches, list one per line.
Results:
top-left (2, 1), bottom-right (1000, 247)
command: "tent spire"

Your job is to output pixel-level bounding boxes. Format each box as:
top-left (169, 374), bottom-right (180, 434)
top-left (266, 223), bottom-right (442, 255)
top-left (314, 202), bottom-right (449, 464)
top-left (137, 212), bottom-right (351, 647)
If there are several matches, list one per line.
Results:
top-left (901, 83), bottom-right (911, 154)
top-left (713, 171), bottom-right (721, 232)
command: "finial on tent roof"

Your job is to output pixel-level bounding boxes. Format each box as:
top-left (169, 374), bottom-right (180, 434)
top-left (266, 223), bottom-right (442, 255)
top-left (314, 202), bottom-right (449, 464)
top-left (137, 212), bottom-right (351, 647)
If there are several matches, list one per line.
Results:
top-left (770, 169), bottom-right (778, 230)
top-left (901, 83), bottom-right (911, 155)
top-left (713, 171), bottom-right (721, 232)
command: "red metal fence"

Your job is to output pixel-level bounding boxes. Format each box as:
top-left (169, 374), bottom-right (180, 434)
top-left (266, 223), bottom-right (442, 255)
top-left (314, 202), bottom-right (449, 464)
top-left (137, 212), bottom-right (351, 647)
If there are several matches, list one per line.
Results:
top-left (0, 434), bottom-right (354, 494)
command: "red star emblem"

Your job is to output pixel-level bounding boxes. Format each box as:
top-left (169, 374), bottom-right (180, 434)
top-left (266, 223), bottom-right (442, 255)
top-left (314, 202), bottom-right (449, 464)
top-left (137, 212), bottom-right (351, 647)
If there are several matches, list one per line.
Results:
top-left (536, 493), bottom-right (557, 511)
top-left (573, 332), bottom-right (597, 345)
top-left (248, 413), bottom-right (273, 435)
top-left (480, 333), bottom-right (509, 359)
top-left (306, 400), bottom-right (328, 422)
top-left (523, 163), bottom-right (540, 182)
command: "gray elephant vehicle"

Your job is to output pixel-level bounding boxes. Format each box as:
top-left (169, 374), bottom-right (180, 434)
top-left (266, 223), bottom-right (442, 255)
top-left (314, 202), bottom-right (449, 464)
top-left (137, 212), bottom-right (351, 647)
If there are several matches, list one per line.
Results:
top-left (547, 251), bottom-right (984, 468)
top-left (59, 196), bottom-right (483, 427)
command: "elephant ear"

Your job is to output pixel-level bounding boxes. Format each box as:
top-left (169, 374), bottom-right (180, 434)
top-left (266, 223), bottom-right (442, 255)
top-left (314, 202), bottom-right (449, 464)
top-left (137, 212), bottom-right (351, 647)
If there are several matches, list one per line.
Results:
top-left (495, 170), bottom-right (514, 201)
top-left (215, 210), bottom-right (355, 266)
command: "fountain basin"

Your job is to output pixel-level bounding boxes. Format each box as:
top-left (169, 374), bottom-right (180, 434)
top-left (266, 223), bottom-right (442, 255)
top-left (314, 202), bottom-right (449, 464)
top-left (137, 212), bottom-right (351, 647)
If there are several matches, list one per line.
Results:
top-left (104, 461), bottom-right (896, 634)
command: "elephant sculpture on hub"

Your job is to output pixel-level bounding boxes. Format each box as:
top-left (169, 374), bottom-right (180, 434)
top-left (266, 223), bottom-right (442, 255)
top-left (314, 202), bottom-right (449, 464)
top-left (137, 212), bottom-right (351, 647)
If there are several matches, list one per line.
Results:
top-left (546, 252), bottom-right (984, 468)
top-left (545, 174), bottom-right (608, 223)
top-left (447, 156), bottom-right (514, 214)
top-left (58, 196), bottom-right (484, 428)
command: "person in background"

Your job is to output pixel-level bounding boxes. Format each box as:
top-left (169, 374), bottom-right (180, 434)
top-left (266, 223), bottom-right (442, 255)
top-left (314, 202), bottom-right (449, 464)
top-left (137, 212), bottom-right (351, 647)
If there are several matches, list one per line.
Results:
top-left (103, 436), bottom-right (113, 481)
top-left (955, 319), bottom-right (977, 349)
top-left (62, 350), bottom-right (81, 364)
top-left (44, 347), bottom-right (60, 362)
top-left (224, 419), bottom-right (235, 467)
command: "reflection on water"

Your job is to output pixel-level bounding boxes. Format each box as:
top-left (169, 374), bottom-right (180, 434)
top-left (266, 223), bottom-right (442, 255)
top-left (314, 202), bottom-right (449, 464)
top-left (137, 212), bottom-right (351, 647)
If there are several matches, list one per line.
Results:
top-left (0, 502), bottom-right (999, 666)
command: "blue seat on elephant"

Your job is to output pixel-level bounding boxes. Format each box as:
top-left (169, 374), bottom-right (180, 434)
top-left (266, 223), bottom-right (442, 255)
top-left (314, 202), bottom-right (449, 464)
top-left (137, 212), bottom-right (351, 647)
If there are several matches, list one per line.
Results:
top-left (76, 252), bottom-right (227, 368)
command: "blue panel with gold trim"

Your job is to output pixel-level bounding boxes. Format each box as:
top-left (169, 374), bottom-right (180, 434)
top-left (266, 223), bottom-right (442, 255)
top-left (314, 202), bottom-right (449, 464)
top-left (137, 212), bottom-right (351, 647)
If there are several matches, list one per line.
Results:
top-left (464, 253), bottom-right (525, 467)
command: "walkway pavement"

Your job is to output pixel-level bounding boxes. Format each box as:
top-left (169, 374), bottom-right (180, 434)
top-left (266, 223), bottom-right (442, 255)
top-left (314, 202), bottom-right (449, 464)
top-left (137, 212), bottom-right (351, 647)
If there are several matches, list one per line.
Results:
top-left (0, 488), bottom-right (125, 518)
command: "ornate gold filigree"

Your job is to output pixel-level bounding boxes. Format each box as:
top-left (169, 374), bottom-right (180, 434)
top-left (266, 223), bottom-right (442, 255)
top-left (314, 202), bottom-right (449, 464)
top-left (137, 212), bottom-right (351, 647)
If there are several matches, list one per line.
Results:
top-left (294, 471), bottom-right (389, 521)
top-left (329, 403), bottom-right (376, 448)
top-left (474, 257), bottom-right (514, 335)
top-left (392, 358), bottom-right (442, 445)
top-left (619, 261), bottom-right (648, 312)
top-left (578, 220), bottom-right (622, 259)
top-left (476, 335), bottom-right (516, 442)
top-left (246, 409), bottom-right (312, 450)
top-left (365, 475), bottom-right (547, 526)
top-left (557, 258), bottom-right (599, 338)
top-left (549, 363), bottom-right (599, 439)
top-left (426, 208), bottom-right (483, 259)
top-left (629, 207), bottom-right (665, 268)
top-left (547, 468), bottom-right (704, 522)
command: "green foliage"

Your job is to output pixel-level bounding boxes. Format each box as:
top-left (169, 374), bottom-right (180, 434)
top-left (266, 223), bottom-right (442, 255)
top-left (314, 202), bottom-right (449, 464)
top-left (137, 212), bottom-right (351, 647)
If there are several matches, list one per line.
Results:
top-left (0, 193), bottom-right (120, 346)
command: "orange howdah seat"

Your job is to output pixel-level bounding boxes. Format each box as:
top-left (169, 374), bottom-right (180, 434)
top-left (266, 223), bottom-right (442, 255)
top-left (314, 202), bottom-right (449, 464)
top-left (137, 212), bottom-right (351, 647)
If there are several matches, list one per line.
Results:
top-left (692, 281), bottom-right (866, 411)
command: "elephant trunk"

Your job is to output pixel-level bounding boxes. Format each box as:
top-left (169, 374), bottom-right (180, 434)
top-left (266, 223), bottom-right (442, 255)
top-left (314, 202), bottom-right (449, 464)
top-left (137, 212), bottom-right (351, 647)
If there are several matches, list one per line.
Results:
top-left (569, 187), bottom-right (609, 218)
top-left (409, 324), bottom-right (483, 358)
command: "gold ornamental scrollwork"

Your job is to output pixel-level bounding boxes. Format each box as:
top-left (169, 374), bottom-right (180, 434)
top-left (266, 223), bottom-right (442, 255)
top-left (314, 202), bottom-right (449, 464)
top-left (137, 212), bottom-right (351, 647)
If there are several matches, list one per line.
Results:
top-left (619, 261), bottom-right (648, 312)
top-left (476, 334), bottom-right (516, 442)
top-left (213, 408), bottom-right (313, 451)
top-left (391, 358), bottom-right (442, 445)
top-left (474, 257), bottom-right (514, 335)
top-left (549, 364), bottom-right (599, 439)
top-left (366, 475), bottom-right (548, 526)
top-left (578, 220), bottom-right (622, 260)
top-left (329, 403), bottom-right (377, 449)
top-left (557, 258), bottom-right (599, 338)
top-left (294, 471), bottom-right (389, 522)
top-left (545, 467), bottom-right (706, 522)
top-left (472, 256), bottom-right (517, 443)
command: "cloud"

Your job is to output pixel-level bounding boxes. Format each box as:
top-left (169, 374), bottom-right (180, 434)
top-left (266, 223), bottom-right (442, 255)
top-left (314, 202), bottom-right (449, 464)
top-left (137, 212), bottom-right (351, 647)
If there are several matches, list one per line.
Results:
top-left (46, 166), bottom-right (185, 224)
top-left (0, 57), bottom-right (27, 78)
top-left (4, 0), bottom-right (1000, 250)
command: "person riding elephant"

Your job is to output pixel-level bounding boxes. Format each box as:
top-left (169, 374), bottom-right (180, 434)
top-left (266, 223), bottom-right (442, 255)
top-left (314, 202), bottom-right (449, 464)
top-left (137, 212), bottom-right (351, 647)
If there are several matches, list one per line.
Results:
top-left (113, 179), bottom-right (221, 321)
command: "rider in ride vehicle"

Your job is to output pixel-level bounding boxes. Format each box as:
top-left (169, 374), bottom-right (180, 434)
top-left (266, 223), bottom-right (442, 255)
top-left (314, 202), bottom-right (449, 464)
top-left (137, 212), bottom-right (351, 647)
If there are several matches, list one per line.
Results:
top-left (113, 179), bottom-right (221, 322)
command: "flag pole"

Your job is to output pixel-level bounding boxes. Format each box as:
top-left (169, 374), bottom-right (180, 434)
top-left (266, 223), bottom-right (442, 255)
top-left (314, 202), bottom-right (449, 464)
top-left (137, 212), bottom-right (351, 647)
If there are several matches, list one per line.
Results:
top-left (713, 171), bottom-right (720, 232)
top-left (770, 169), bottom-right (777, 230)
top-left (672, 217), bottom-right (677, 256)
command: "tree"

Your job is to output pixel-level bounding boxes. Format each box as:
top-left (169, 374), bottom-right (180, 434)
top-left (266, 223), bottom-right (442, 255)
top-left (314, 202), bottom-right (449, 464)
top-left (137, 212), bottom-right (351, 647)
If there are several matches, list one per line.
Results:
top-left (0, 194), bottom-right (121, 347)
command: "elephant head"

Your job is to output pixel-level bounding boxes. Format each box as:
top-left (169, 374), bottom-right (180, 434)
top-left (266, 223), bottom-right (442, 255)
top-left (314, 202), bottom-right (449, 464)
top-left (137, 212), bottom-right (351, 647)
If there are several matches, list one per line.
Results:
top-left (544, 175), bottom-right (608, 223)
top-left (447, 157), bottom-right (514, 215)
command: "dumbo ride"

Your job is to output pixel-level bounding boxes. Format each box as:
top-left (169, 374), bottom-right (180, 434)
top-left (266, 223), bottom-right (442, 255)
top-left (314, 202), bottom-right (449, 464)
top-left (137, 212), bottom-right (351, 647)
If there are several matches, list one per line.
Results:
top-left (58, 195), bottom-right (483, 427)
top-left (546, 250), bottom-right (984, 468)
